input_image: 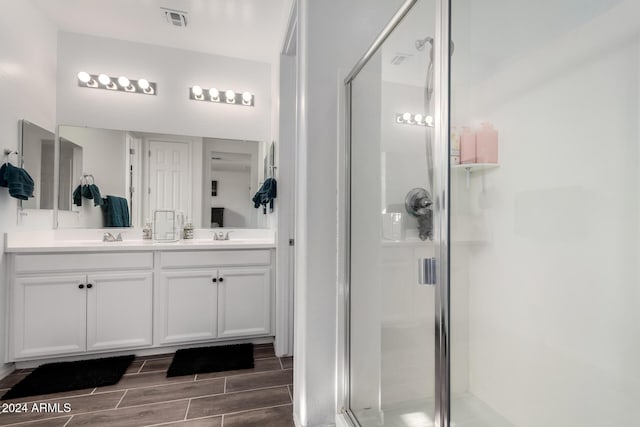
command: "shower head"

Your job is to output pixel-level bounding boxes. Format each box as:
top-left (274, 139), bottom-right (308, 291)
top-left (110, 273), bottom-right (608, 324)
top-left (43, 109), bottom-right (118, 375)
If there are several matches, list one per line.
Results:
top-left (416, 36), bottom-right (455, 55)
top-left (415, 37), bottom-right (433, 51)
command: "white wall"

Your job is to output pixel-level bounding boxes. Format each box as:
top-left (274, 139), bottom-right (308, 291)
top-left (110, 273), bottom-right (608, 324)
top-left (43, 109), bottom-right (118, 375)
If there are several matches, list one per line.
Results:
top-left (0, 1), bottom-right (57, 371)
top-left (56, 32), bottom-right (271, 145)
top-left (294, 0), bottom-right (405, 425)
top-left (453, 1), bottom-right (640, 425)
top-left (210, 169), bottom-right (253, 227)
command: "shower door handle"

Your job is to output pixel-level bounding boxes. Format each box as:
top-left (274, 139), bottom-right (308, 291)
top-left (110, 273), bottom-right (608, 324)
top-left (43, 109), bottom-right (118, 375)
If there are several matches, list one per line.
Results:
top-left (418, 257), bottom-right (437, 286)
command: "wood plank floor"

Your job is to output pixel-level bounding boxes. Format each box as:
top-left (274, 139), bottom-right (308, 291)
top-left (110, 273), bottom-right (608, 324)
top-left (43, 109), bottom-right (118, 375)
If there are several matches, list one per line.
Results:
top-left (0, 344), bottom-right (294, 427)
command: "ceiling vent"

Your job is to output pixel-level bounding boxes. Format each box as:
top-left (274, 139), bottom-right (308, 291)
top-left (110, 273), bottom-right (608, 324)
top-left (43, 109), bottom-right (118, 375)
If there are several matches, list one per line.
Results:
top-left (162, 8), bottom-right (188, 28)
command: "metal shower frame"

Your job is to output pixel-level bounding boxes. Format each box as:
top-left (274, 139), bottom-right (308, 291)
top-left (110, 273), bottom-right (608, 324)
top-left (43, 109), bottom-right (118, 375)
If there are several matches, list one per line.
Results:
top-left (338, 0), bottom-right (451, 425)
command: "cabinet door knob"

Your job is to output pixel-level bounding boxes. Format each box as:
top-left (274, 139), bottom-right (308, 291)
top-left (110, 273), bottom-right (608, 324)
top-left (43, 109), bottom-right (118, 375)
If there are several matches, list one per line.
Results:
top-left (219, 277), bottom-right (224, 282)
top-left (87, 283), bottom-right (93, 289)
top-left (78, 284), bottom-right (85, 289)
top-left (212, 277), bottom-right (217, 282)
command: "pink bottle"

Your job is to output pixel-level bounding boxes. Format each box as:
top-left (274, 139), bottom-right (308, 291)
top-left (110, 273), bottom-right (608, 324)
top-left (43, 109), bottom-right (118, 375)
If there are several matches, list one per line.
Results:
top-left (476, 122), bottom-right (498, 163)
top-left (460, 126), bottom-right (476, 164)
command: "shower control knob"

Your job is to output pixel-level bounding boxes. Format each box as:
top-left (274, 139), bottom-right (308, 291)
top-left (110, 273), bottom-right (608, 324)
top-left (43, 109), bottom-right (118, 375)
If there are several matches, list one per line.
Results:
top-left (87, 283), bottom-right (93, 289)
top-left (212, 278), bottom-right (217, 282)
top-left (219, 277), bottom-right (224, 282)
top-left (78, 284), bottom-right (85, 289)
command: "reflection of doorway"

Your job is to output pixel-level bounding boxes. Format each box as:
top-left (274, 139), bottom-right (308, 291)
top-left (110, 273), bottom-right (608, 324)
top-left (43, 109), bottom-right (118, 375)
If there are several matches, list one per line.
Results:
top-left (147, 140), bottom-right (191, 220)
top-left (126, 133), bottom-right (142, 226)
top-left (203, 139), bottom-right (259, 229)
top-left (210, 151), bottom-right (253, 228)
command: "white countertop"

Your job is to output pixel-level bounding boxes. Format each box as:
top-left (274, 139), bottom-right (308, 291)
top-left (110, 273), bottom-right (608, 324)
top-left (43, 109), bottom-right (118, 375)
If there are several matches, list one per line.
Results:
top-left (5, 229), bottom-right (275, 253)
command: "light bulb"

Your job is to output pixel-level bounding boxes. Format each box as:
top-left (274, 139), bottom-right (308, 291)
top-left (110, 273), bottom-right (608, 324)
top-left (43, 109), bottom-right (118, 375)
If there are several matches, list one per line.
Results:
top-left (209, 88), bottom-right (219, 100)
top-left (98, 74), bottom-right (111, 85)
top-left (425, 115), bottom-right (434, 125)
top-left (402, 112), bottom-right (411, 122)
top-left (225, 90), bottom-right (236, 103)
top-left (192, 85), bottom-right (203, 96)
top-left (138, 78), bottom-right (150, 90)
top-left (77, 71), bottom-right (91, 83)
top-left (118, 76), bottom-right (130, 88)
top-left (242, 92), bottom-right (252, 103)
top-left (414, 114), bottom-right (423, 124)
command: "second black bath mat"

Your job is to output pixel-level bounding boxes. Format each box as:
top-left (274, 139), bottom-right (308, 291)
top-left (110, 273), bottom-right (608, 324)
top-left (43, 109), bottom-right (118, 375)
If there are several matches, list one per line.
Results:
top-left (166, 343), bottom-right (254, 377)
top-left (2, 355), bottom-right (134, 400)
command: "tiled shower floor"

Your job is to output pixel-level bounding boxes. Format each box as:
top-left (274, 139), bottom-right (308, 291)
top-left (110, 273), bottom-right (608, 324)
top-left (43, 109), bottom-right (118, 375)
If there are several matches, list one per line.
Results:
top-left (0, 343), bottom-right (293, 427)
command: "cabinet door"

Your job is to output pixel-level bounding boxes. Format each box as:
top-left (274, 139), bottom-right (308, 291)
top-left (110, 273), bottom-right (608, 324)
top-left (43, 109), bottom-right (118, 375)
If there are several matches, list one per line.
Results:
top-left (218, 268), bottom-right (271, 338)
top-left (157, 270), bottom-right (218, 344)
top-left (86, 272), bottom-right (153, 351)
top-left (13, 275), bottom-right (87, 359)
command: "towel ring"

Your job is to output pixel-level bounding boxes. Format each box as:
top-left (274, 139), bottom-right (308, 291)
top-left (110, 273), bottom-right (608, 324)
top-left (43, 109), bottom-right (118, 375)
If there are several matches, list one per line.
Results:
top-left (3, 149), bottom-right (19, 163)
top-left (80, 174), bottom-right (95, 185)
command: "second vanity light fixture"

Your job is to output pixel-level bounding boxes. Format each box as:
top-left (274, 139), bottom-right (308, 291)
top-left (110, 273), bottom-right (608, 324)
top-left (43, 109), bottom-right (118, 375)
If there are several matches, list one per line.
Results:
top-left (77, 72), bottom-right (157, 95)
top-left (396, 112), bottom-right (434, 127)
top-left (189, 86), bottom-right (254, 107)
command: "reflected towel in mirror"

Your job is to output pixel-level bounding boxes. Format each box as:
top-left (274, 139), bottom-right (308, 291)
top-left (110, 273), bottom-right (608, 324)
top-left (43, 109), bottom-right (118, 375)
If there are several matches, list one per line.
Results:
top-left (252, 177), bottom-right (277, 214)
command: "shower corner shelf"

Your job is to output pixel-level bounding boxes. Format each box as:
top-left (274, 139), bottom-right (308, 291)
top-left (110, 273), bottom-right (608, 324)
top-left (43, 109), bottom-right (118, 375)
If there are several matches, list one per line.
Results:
top-left (452, 163), bottom-right (499, 188)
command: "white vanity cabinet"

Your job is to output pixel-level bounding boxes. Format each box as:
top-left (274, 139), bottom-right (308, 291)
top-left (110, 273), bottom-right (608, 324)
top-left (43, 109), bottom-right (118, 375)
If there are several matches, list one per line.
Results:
top-left (157, 270), bottom-right (219, 344)
top-left (156, 250), bottom-right (274, 345)
top-left (13, 274), bottom-right (87, 358)
top-left (9, 252), bottom-right (154, 360)
top-left (217, 268), bottom-right (272, 338)
top-left (85, 272), bottom-right (153, 351)
top-left (6, 244), bottom-right (276, 363)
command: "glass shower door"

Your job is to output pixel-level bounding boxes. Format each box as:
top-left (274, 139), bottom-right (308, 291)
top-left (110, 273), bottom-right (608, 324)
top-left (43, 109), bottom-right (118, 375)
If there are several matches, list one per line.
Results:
top-left (345, 0), bottom-right (449, 425)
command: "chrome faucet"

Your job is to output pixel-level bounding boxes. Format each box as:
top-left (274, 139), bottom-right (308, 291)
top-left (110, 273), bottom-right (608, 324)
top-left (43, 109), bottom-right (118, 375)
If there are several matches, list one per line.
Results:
top-left (103, 232), bottom-right (123, 242)
top-left (213, 231), bottom-right (232, 241)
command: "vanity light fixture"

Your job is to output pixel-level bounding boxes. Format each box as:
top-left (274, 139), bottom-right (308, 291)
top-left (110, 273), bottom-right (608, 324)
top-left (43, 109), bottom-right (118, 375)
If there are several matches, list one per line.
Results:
top-left (77, 71), bottom-right (157, 95)
top-left (189, 86), bottom-right (254, 107)
top-left (396, 112), bottom-right (433, 127)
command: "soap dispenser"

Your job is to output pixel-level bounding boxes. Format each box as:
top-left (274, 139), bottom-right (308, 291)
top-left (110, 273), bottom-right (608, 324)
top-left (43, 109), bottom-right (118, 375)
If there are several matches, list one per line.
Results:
top-left (476, 122), bottom-right (498, 163)
top-left (182, 219), bottom-right (194, 240)
top-left (460, 126), bottom-right (476, 164)
top-left (142, 220), bottom-right (152, 240)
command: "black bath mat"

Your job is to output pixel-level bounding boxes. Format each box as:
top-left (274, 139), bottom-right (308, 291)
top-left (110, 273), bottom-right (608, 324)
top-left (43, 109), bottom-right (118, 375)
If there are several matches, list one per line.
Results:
top-left (2, 355), bottom-right (134, 400)
top-left (167, 343), bottom-right (254, 377)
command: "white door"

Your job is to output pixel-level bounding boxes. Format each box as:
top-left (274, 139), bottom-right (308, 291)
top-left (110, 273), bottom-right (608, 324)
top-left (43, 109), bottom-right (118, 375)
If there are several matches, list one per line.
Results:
top-left (157, 270), bottom-right (218, 344)
top-left (86, 272), bottom-right (153, 351)
top-left (13, 275), bottom-right (87, 358)
top-left (148, 140), bottom-right (191, 219)
top-left (217, 268), bottom-right (271, 338)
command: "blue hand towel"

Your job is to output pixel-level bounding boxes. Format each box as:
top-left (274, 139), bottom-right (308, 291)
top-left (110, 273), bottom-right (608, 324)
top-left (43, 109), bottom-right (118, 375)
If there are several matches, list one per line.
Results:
top-left (102, 195), bottom-right (130, 227)
top-left (252, 177), bottom-right (277, 213)
top-left (0, 163), bottom-right (34, 200)
top-left (73, 185), bottom-right (82, 206)
top-left (82, 184), bottom-right (92, 199)
top-left (88, 184), bottom-right (104, 207)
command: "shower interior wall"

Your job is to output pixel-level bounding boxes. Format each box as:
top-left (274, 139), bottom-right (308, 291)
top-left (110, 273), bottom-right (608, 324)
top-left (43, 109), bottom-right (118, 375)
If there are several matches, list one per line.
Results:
top-left (450, 0), bottom-right (640, 425)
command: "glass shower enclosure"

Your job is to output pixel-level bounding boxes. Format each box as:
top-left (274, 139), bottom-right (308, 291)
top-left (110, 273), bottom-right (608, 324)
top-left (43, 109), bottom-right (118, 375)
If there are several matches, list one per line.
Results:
top-left (341, 0), bottom-right (640, 426)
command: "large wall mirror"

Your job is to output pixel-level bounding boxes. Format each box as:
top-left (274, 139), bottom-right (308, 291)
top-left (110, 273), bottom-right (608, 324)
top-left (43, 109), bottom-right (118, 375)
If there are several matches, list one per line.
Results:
top-left (56, 125), bottom-right (265, 229)
top-left (20, 120), bottom-right (55, 210)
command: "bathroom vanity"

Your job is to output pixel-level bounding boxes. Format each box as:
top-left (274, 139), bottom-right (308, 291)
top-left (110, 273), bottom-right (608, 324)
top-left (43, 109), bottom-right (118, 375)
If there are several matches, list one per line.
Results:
top-left (4, 230), bottom-right (275, 364)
